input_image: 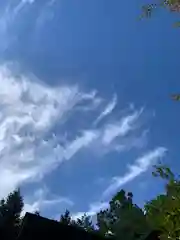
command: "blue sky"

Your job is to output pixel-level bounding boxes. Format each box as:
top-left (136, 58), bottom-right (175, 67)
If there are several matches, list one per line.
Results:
top-left (0, 0), bottom-right (180, 220)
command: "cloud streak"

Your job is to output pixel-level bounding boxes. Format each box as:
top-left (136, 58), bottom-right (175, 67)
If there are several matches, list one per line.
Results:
top-left (0, 64), bottom-right (97, 197)
top-left (0, 0), bottom-right (56, 53)
top-left (72, 147), bottom-right (167, 220)
top-left (0, 64), bottom-right (146, 199)
top-left (94, 94), bottom-right (117, 125)
top-left (0, 0), bottom-right (167, 223)
top-left (23, 186), bottom-right (73, 216)
top-left (103, 147), bottom-right (167, 197)
top-left (14, 0), bottom-right (36, 15)
top-left (72, 201), bottom-right (109, 220)
top-left (102, 107), bottom-right (144, 145)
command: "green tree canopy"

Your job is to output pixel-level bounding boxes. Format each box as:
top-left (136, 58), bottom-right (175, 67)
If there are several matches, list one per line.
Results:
top-left (0, 164), bottom-right (179, 240)
top-left (145, 164), bottom-right (180, 240)
top-left (97, 190), bottom-right (150, 240)
top-left (58, 164), bottom-right (180, 240)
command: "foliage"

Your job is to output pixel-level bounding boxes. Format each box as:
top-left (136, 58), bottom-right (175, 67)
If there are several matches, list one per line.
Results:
top-left (171, 94), bottom-right (180, 101)
top-left (140, 0), bottom-right (180, 26)
top-left (34, 210), bottom-right (40, 216)
top-left (58, 164), bottom-right (180, 240)
top-left (0, 188), bottom-right (24, 239)
top-left (0, 164), bottom-right (180, 240)
top-left (59, 191), bottom-right (150, 239)
top-left (97, 190), bottom-right (150, 240)
top-left (60, 209), bottom-right (72, 225)
top-left (74, 213), bottom-right (95, 232)
top-left (145, 164), bottom-right (180, 240)
top-left (60, 209), bottom-right (95, 232)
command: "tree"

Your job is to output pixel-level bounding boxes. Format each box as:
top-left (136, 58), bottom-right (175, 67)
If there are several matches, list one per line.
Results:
top-left (60, 209), bottom-right (95, 232)
top-left (58, 164), bottom-right (180, 240)
top-left (145, 163), bottom-right (180, 240)
top-left (171, 94), bottom-right (180, 101)
top-left (34, 210), bottom-right (40, 216)
top-left (140, 0), bottom-right (180, 25)
top-left (97, 189), bottom-right (150, 240)
top-left (0, 188), bottom-right (24, 239)
top-left (60, 209), bottom-right (72, 225)
top-left (74, 213), bottom-right (95, 232)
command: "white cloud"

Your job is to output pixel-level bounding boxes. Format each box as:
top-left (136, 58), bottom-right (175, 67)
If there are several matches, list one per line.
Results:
top-left (47, 0), bottom-right (57, 6)
top-left (74, 98), bottom-right (102, 112)
top-left (0, 64), bottom-right (102, 198)
top-left (61, 107), bottom-right (147, 159)
top-left (71, 147), bottom-right (167, 219)
top-left (64, 108), bottom-right (146, 158)
top-left (34, 3), bottom-right (55, 31)
top-left (87, 202), bottom-right (109, 216)
top-left (0, 63), bottom-right (156, 205)
top-left (22, 186), bottom-right (73, 216)
top-left (94, 94), bottom-right (117, 125)
top-left (102, 108), bottom-right (144, 145)
top-left (0, 64), bottom-right (145, 199)
top-left (22, 0), bottom-right (35, 3)
top-left (64, 130), bottom-right (99, 160)
top-left (0, 0), bottom-right (55, 52)
top-left (102, 147), bottom-right (167, 197)
top-left (0, 1), bottom-right (166, 223)
top-left (14, 0), bottom-right (35, 15)
top-left (72, 201), bottom-right (109, 220)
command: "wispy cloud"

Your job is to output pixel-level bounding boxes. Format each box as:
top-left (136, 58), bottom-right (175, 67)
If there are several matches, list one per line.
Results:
top-left (72, 147), bottom-right (167, 220)
top-left (14, 0), bottom-right (35, 15)
top-left (0, 64), bottom-right (146, 199)
top-left (0, 0), bottom-right (55, 53)
top-left (34, 0), bottom-right (57, 32)
top-left (0, 62), bottom-right (157, 221)
top-left (63, 107), bottom-right (146, 158)
top-left (102, 108), bottom-right (144, 145)
top-left (0, 0), bottom-right (167, 224)
top-left (72, 201), bottom-right (109, 220)
top-left (23, 186), bottom-right (73, 216)
top-left (94, 94), bottom-right (117, 125)
top-left (64, 130), bottom-right (99, 160)
top-left (0, 64), bottom-right (100, 198)
top-left (102, 147), bottom-right (167, 197)
top-left (22, 0), bottom-right (35, 3)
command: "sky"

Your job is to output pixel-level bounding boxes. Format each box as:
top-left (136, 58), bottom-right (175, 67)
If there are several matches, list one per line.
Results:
top-left (0, 0), bottom-right (180, 221)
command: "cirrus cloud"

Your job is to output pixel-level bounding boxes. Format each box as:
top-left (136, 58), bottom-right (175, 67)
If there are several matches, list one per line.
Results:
top-left (0, 64), bottom-right (147, 199)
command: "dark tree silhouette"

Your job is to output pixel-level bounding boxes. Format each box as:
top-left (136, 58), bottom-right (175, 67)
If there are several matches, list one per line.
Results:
top-left (0, 188), bottom-right (24, 240)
